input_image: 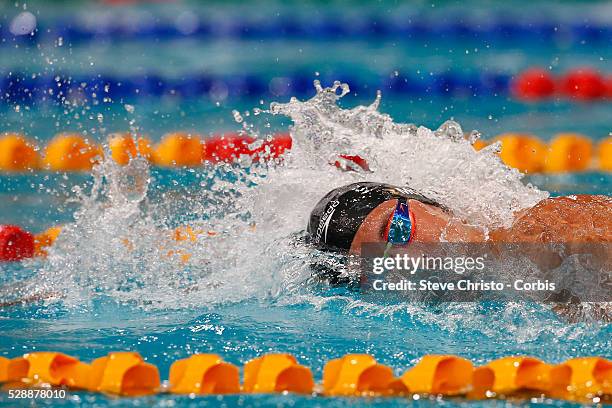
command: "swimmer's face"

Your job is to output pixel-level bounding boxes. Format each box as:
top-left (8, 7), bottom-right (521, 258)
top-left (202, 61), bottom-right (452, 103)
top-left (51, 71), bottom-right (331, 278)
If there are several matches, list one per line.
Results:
top-left (349, 199), bottom-right (484, 255)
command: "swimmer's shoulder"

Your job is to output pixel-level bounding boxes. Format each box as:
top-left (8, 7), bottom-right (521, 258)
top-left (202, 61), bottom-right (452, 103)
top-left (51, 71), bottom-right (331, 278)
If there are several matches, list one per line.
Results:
top-left (491, 194), bottom-right (611, 243)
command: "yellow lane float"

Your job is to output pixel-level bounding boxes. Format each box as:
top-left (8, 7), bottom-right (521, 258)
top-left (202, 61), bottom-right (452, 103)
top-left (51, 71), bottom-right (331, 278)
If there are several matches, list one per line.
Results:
top-left (598, 137), bottom-right (612, 171)
top-left (471, 139), bottom-right (488, 151)
top-left (0, 356), bottom-right (28, 384)
top-left (33, 226), bottom-right (62, 257)
top-left (323, 354), bottom-right (404, 396)
top-left (0, 352), bottom-right (610, 401)
top-left (153, 132), bottom-right (204, 167)
top-left (0, 356), bottom-right (29, 386)
top-left (400, 355), bottom-right (473, 396)
top-left (544, 133), bottom-right (593, 173)
top-left (169, 354), bottom-right (240, 395)
top-left (243, 353), bottom-right (314, 394)
top-left (88, 352), bottom-right (160, 396)
top-left (42, 134), bottom-right (102, 171)
top-left (484, 356), bottom-right (558, 396)
top-left (468, 366), bottom-right (496, 399)
top-left (495, 133), bottom-right (547, 173)
top-left (0, 357), bottom-right (8, 382)
top-left (0, 134), bottom-right (39, 172)
top-left (16, 352), bottom-right (91, 389)
top-left (2, 131), bottom-right (611, 174)
top-left (108, 133), bottom-right (153, 165)
top-left (552, 357), bottom-right (612, 400)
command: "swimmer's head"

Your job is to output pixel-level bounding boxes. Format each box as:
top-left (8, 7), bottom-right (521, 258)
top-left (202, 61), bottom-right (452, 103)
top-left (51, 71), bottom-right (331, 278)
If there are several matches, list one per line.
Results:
top-left (307, 182), bottom-right (441, 252)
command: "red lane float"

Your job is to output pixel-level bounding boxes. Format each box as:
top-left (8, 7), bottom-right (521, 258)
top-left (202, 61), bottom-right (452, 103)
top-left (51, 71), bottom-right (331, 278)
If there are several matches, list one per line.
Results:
top-left (333, 154), bottom-right (370, 172)
top-left (511, 67), bottom-right (609, 102)
top-left (204, 133), bottom-right (292, 163)
top-left (205, 133), bottom-right (255, 163)
top-left (512, 68), bottom-right (556, 101)
top-left (264, 132), bottom-right (292, 159)
top-left (0, 225), bottom-right (34, 262)
top-left (560, 68), bottom-right (607, 101)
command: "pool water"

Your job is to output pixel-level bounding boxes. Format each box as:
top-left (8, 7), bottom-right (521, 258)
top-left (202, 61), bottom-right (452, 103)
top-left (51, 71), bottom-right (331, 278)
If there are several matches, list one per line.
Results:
top-left (0, 1), bottom-right (611, 407)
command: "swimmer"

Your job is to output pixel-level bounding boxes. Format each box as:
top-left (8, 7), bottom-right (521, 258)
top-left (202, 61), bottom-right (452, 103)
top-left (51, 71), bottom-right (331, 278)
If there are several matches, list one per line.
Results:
top-left (308, 182), bottom-right (611, 320)
top-left (308, 182), bottom-right (611, 253)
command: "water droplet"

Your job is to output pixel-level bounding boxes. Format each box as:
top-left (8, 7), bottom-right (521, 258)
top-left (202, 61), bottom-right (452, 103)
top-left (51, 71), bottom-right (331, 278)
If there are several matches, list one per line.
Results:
top-left (232, 110), bottom-right (244, 123)
top-left (9, 11), bottom-right (36, 36)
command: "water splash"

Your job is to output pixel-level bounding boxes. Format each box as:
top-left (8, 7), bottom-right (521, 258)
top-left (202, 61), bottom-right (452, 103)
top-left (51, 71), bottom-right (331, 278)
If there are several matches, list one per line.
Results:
top-left (15, 81), bottom-right (553, 325)
top-left (270, 80), bottom-right (547, 228)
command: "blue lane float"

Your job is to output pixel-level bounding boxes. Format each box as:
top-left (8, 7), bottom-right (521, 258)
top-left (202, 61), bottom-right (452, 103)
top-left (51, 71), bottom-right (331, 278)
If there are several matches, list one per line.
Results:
top-left (0, 71), bottom-right (608, 105)
top-left (1, 14), bottom-right (611, 45)
top-left (0, 71), bottom-right (514, 103)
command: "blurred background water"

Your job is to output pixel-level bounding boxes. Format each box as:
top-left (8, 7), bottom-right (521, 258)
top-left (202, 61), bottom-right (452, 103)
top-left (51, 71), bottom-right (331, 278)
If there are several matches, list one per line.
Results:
top-left (0, 1), bottom-right (610, 406)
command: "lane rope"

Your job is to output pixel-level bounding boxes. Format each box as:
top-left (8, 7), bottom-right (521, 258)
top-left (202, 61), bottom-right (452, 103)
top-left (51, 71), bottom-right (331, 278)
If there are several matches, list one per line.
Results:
top-left (3, 14), bottom-right (611, 45)
top-left (0, 352), bottom-right (609, 401)
top-left (0, 132), bottom-right (610, 175)
top-left (0, 69), bottom-right (609, 102)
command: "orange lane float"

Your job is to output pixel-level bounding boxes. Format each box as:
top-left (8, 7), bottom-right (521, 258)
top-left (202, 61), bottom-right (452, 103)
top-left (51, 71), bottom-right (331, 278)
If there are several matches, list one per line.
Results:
top-left (169, 354), bottom-right (240, 395)
top-left (153, 132), bottom-right (204, 167)
top-left (0, 356), bottom-right (28, 384)
top-left (0, 134), bottom-right (39, 172)
top-left (13, 352), bottom-right (91, 389)
top-left (0, 357), bottom-right (8, 382)
top-left (468, 366), bottom-right (496, 399)
top-left (33, 226), bottom-right (62, 257)
top-left (472, 139), bottom-right (488, 151)
top-left (243, 353), bottom-right (314, 394)
top-left (88, 352), bottom-right (160, 396)
top-left (483, 356), bottom-right (559, 396)
top-left (0, 225), bottom-right (35, 262)
top-left (323, 354), bottom-right (405, 396)
top-left (0, 352), bottom-right (610, 401)
top-left (552, 357), bottom-right (612, 400)
top-left (495, 133), bottom-right (547, 173)
top-left (400, 355), bottom-right (473, 396)
top-left (108, 133), bottom-right (153, 165)
top-left (2, 131), bottom-right (611, 173)
top-left (42, 133), bottom-right (102, 171)
top-left (598, 137), bottom-right (612, 171)
top-left (544, 133), bottom-right (593, 173)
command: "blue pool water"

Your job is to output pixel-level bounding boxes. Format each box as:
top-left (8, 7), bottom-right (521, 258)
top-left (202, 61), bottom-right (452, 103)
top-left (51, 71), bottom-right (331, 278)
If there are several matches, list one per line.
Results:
top-left (0, 1), bottom-right (611, 407)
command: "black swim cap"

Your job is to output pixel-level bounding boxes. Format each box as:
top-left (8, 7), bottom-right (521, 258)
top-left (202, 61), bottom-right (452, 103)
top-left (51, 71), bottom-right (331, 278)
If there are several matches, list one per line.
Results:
top-left (307, 182), bottom-right (441, 252)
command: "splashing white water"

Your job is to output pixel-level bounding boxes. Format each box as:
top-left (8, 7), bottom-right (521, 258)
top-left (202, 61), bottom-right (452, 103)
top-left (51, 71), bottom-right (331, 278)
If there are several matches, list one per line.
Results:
top-left (18, 81), bottom-right (551, 313)
top-left (269, 80), bottom-right (547, 228)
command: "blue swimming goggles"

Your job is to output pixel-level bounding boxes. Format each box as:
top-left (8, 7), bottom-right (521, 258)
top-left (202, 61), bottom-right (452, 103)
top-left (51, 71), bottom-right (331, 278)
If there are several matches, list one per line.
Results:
top-left (383, 197), bottom-right (415, 254)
